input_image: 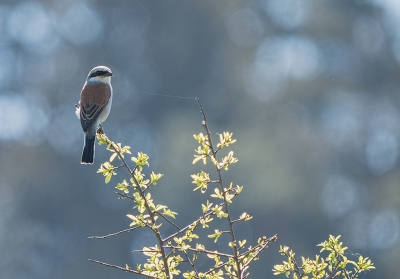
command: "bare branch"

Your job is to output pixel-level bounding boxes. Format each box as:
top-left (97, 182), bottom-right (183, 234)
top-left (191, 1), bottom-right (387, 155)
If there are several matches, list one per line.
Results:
top-left (88, 226), bottom-right (141, 239)
top-left (240, 235), bottom-right (277, 277)
top-left (163, 245), bottom-right (234, 258)
top-left (114, 191), bottom-right (135, 200)
top-left (162, 202), bottom-right (224, 242)
top-left (155, 212), bottom-right (180, 230)
top-left (196, 97), bottom-right (242, 278)
top-left (100, 132), bottom-right (172, 278)
top-left (88, 259), bottom-right (157, 278)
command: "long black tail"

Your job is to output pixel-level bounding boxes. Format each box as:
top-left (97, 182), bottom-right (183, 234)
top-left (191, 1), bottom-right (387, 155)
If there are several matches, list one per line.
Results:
top-left (81, 136), bottom-right (95, 164)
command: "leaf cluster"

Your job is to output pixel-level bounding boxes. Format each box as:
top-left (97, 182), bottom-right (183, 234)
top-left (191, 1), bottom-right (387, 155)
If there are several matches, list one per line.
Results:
top-left (92, 116), bottom-right (276, 279)
top-left (273, 235), bottom-right (375, 279)
top-left (91, 103), bottom-right (374, 279)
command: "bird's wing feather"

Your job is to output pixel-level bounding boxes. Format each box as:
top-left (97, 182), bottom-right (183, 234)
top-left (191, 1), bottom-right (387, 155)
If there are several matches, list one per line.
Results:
top-left (80, 83), bottom-right (111, 133)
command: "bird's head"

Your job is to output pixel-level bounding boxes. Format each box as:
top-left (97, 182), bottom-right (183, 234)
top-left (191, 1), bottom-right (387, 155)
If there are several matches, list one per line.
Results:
top-left (87, 66), bottom-right (113, 83)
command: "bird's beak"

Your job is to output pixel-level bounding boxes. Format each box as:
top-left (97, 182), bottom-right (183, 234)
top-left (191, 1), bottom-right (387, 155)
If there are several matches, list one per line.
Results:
top-left (105, 72), bottom-right (113, 77)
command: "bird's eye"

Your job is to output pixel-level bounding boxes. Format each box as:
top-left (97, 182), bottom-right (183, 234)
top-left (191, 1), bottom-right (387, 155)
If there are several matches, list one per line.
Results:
top-left (89, 70), bottom-right (108, 78)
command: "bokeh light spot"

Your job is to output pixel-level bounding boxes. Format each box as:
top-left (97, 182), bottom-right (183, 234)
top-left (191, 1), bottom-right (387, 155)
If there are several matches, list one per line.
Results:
top-left (319, 40), bottom-right (361, 80)
top-left (264, 0), bottom-right (311, 30)
top-left (255, 36), bottom-right (320, 81)
top-left (365, 130), bottom-right (398, 175)
top-left (368, 210), bottom-right (399, 250)
top-left (227, 9), bottom-right (265, 48)
top-left (246, 35), bottom-right (320, 102)
top-left (0, 94), bottom-right (30, 141)
top-left (46, 105), bottom-right (81, 155)
top-left (0, 184), bottom-right (16, 229)
top-left (60, 3), bottom-right (103, 45)
top-left (319, 92), bottom-right (363, 147)
top-left (0, 6), bottom-right (11, 46)
top-left (352, 16), bottom-right (383, 55)
top-left (320, 175), bottom-right (357, 218)
top-left (8, 1), bottom-right (59, 53)
top-left (0, 48), bottom-right (16, 88)
top-left (243, 63), bottom-right (285, 102)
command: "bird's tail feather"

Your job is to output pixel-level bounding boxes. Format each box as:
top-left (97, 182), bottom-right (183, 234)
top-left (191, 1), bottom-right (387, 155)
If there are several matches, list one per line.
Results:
top-left (81, 136), bottom-right (95, 164)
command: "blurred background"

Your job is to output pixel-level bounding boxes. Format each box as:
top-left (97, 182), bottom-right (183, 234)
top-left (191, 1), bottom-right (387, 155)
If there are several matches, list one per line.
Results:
top-left (0, 0), bottom-right (399, 278)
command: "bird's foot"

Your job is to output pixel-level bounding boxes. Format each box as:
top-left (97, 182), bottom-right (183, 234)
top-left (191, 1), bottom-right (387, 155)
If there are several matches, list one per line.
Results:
top-left (97, 124), bottom-right (104, 135)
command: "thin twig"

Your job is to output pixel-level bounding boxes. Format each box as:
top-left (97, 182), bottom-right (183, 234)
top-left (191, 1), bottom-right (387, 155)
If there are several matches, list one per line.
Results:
top-left (92, 103), bottom-right (275, 279)
top-left (88, 226), bottom-right (140, 239)
top-left (195, 97), bottom-right (242, 278)
top-left (162, 202), bottom-right (224, 242)
top-left (183, 250), bottom-right (201, 279)
top-left (102, 133), bottom-right (172, 278)
top-left (202, 260), bottom-right (231, 276)
top-left (240, 235), bottom-right (277, 277)
top-left (164, 247), bottom-right (178, 259)
top-left (114, 192), bottom-right (135, 201)
top-left (114, 164), bottom-right (125, 170)
top-left (88, 259), bottom-right (157, 278)
top-left (163, 245), bottom-right (234, 258)
top-left (155, 212), bottom-right (180, 230)
top-left (281, 246), bottom-right (303, 279)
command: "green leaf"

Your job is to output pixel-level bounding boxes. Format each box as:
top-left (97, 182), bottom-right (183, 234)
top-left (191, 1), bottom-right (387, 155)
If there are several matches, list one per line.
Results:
top-left (193, 133), bottom-right (207, 144)
top-left (210, 188), bottom-right (223, 200)
top-left (105, 172), bottom-right (113, 183)
top-left (97, 162), bottom-right (116, 183)
top-left (96, 133), bottom-right (108, 145)
top-left (208, 229), bottom-right (222, 243)
top-left (191, 171), bottom-right (210, 192)
top-left (116, 180), bottom-right (130, 193)
top-left (150, 171), bottom-right (163, 185)
top-left (163, 208), bottom-right (178, 219)
top-left (193, 145), bottom-right (209, 165)
top-left (131, 152), bottom-right (149, 167)
top-left (202, 200), bottom-right (213, 213)
top-left (216, 131), bottom-right (236, 149)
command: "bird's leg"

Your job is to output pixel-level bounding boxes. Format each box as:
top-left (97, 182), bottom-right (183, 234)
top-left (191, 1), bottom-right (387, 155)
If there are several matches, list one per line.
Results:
top-left (97, 124), bottom-right (104, 135)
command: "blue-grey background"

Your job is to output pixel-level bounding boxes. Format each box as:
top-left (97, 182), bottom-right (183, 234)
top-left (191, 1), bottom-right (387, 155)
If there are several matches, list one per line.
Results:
top-left (0, 0), bottom-right (399, 278)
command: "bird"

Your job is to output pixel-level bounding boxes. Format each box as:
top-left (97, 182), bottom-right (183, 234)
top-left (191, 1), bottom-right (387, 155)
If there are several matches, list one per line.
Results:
top-left (75, 66), bottom-right (113, 164)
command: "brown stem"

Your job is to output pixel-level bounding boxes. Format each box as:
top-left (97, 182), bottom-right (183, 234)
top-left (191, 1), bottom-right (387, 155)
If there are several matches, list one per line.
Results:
top-left (162, 202), bottom-right (224, 242)
top-left (104, 135), bottom-right (172, 279)
top-left (240, 235), bottom-right (277, 277)
top-left (163, 245), bottom-right (234, 258)
top-left (195, 97), bottom-right (242, 278)
top-left (154, 212), bottom-right (180, 230)
top-left (88, 259), bottom-right (157, 278)
top-left (88, 226), bottom-right (140, 239)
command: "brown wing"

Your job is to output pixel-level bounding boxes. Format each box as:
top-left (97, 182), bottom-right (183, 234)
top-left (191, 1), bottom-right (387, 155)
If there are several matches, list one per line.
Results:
top-left (80, 83), bottom-right (111, 132)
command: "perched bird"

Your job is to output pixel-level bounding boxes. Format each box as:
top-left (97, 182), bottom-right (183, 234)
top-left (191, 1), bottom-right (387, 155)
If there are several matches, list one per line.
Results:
top-left (75, 66), bottom-right (113, 164)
